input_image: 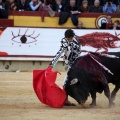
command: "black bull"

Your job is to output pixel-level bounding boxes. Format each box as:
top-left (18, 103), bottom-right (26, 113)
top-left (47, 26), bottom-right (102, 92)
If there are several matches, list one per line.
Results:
top-left (65, 52), bottom-right (120, 107)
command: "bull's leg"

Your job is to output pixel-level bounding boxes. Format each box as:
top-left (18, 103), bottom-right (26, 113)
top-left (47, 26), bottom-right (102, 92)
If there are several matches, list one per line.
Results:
top-left (104, 84), bottom-right (114, 108)
top-left (111, 84), bottom-right (120, 102)
top-left (90, 91), bottom-right (96, 107)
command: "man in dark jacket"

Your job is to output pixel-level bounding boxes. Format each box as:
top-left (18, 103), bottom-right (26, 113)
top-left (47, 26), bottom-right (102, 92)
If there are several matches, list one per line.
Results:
top-left (0, 0), bottom-right (8, 18)
top-left (65, 0), bottom-right (79, 13)
top-left (65, 0), bottom-right (79, 26)
top-left (17, 0), bottom-right (31, 11)
top-left (90, 0), bottom-right (103, 13)
top-left (52, 0), bottom-right (65, 12)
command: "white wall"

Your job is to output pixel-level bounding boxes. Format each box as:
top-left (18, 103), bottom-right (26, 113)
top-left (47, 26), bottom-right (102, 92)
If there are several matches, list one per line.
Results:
top-left (0, 27), bottom-right (120, 60)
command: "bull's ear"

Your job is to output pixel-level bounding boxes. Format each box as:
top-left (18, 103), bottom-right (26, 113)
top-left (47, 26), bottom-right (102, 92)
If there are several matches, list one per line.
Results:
top-left (70, 78), bottom-right (78, 85)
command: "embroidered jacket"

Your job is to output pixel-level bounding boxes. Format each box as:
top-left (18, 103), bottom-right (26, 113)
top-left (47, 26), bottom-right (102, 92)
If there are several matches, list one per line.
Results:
top-left (49, 37), bottom-right (81, 67)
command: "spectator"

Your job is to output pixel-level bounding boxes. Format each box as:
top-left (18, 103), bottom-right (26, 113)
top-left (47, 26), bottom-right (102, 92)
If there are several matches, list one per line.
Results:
top-left (116, 1), bottom-right (120, 13)
top-left (0, 0), bottom-right (5, 8)
top-left (103, 0), bottom-right (117, 13)
top-left (17, 0), bottom-right (31, 11)
top-left (89, 0), bottom-right (103, 13)
top-left (83, 0), bottom-right (104, 6)
top-left (0, 0), bottom-right (8, 18)
top-left (86, 0), bottom-right (104, 6)
top-left (77, 21), bottom-right (86, 29)
top-left (58, 0), bottom-right (69, 25)
top-left (100, 15), bottom-right (113, 29)
top-left (52, 0), bottom-right (65, 12)
top-left (108, 20), bottom-right (120, 30)
top-left (116, 6), bottom-right (120, 13)
top-left (65, 0), bottom-right (79, 13)
top-left (65, 0), bottom-right (79, 26)
top-left (40, 0), bottom-right (55, 16)
top-left (79, 0), bottom-right (90, 13)
top-left (29, 0), bottom-right (42, 11)
top-left (5, 0), bottom-right (18, 11)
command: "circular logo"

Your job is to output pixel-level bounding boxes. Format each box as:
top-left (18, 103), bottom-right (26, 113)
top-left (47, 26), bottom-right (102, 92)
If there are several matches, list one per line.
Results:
top-left (95, 15), bottom-right (107, 28)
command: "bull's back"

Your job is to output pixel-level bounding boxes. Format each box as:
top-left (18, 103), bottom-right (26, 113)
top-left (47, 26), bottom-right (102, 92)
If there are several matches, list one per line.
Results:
top-left (97, 52), bottom-right (120, 70)
top-left (96, 52), bottom-right (120, 84)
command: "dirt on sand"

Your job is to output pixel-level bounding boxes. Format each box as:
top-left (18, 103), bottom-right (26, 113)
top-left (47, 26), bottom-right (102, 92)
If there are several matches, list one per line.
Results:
top-left (0, 72), bottom-right (120, 120)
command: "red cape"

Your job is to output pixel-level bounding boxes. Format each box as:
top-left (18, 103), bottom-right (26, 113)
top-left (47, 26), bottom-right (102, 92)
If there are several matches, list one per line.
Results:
top-left (33, 67), bottom-right (66, 108)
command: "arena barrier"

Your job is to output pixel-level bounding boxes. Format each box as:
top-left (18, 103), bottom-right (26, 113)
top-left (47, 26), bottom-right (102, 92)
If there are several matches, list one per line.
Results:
top-left (0, 12), bottom-right (120, 29)
top-left (0, 28), bottom-right (120, 71)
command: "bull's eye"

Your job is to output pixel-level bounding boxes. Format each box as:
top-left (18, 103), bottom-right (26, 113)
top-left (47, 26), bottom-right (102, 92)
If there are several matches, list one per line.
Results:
top-left (74, 88), bottom-right (79, 95)
top-left (74, 89), bottom-right (77, 93)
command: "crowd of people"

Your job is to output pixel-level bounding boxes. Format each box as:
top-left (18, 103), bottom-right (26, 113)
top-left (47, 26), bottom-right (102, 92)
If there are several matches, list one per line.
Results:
top-left (0, 0), bottom-right (120, 28)
top-left (0, 0), bottom-right (120, 12)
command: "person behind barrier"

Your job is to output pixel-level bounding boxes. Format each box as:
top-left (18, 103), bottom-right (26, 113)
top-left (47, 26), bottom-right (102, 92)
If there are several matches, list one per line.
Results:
top-left (5, 0), bottom-right (18, 11)
top-left (17, 0), bottom-right (31, 11)
top-left (52, 0), bottom-right (65, 12)
top-left (77, 21), bottom-right (86, 29)
top-left (103, 0), bottom-right (117, 13)
top-left (100, 15), bottom-right (113, 29)
top-left (39, 0), bottom-right (55, 17)
top-left (65, 0), bottom-right (79, 26)
top-left (89, 0), bottom-right (103, 13)
top-left (0, 0), bottom-right (5, 8)
top-left (116, 0), bottom-right (120, 13)
top-left (108, 20), bottom-right (120, 30)
top-left (79, 0), bottom-right (90, 13)
top-left (0, 0), bottom-right (8, 18)
top-left (29, 0), bottom-right (42, 11)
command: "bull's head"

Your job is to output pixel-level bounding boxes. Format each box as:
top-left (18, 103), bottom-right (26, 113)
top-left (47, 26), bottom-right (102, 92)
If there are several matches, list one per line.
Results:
top-left (65, 67), bottom-right (90, 105)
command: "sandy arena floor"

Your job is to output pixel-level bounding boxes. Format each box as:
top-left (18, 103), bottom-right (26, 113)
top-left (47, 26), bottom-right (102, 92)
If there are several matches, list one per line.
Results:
top-left (0, 72), bottom-right (120, 120)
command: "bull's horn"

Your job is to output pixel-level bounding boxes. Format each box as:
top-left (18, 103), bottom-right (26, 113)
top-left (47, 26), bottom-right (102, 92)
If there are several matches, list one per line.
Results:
top-left (70, 78), bottom-right (78, 85)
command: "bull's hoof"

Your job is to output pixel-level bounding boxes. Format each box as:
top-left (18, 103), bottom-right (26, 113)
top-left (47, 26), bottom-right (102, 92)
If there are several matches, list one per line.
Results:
top-left (111, 96), bottom-right (116, 101)
top-left (109, 102), bottom-right (115, 108)
top-left (64, 103), bottom-right (76, 106)
top-left (89, 103), bottom-right (96, 108)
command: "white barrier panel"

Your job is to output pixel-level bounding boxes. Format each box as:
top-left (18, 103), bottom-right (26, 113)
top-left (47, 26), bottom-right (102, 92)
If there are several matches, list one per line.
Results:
top-left (0, 27), bottom-right (120, 59)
